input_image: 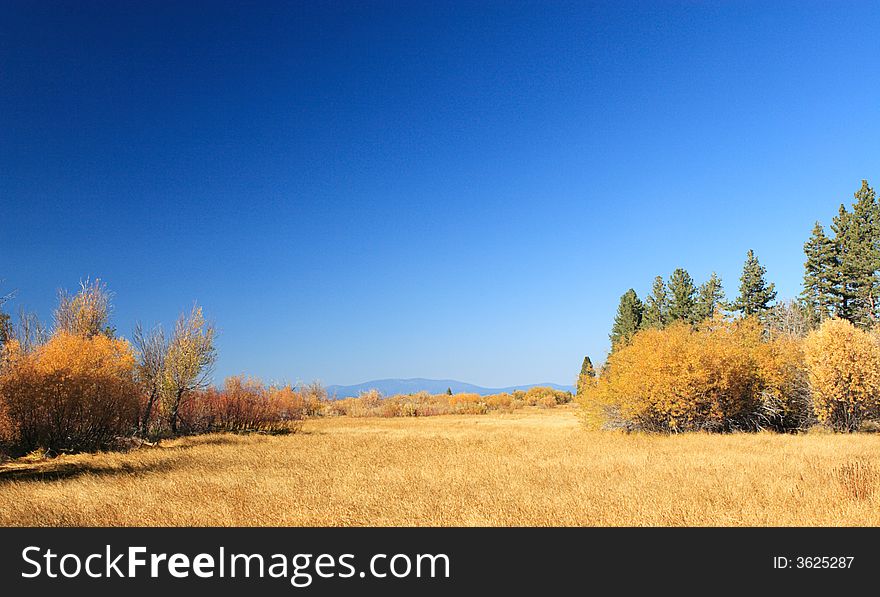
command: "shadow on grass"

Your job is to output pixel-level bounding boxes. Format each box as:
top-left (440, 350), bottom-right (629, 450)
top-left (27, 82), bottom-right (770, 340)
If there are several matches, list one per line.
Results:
top-left (0, 459), bottom-right (179, 484)
top-left (0, 430), bottom-right (305, 484)
top-left (169, 434), bottom-right (247, 449)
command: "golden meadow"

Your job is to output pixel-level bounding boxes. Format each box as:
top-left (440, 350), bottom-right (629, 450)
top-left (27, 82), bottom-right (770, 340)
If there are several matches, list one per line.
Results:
top-left (3, 409), bottom-right (880, 526)
top-left (3, 279), bottom-right (880, 525)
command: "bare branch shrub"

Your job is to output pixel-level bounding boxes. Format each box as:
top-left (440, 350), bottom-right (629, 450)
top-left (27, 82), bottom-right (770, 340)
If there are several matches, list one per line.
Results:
top-left (54, 278), bottom-right (113, 338)
top-left (132, 322), bottom-right (167, 437)
top-left (162, 305), bottom-right (217, 433)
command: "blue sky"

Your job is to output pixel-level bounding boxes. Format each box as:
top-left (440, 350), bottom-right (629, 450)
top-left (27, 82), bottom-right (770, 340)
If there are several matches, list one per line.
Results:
top-left (1, 1), bottom-right (879, 387)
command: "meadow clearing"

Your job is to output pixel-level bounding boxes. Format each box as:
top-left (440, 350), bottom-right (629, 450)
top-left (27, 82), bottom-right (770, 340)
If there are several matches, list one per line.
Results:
top-left (1, 404), bottom-right (879, 527)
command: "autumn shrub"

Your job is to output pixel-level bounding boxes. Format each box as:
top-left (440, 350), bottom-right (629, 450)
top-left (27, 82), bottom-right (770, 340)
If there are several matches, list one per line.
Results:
top-left (267, 385), bottom-right (310, 425)
top-left (755, 331), bottom-right (811, 431)
top-left (323, 387), bottom-right (568, 418)
top-left (174, 386), bottom-right (217, 433)
top-left (54, 279), bottom-right (113, 338)
top-left (380, 400), bottom-right (403, 418)
top-left (177, 376), bottom-right (305, 434)
top-left (581, 318), bottom-right (810, 433)
top-left (0, 370), bottom-right (16, 455)
top-left (805, 319), bottom-right (880, 432)
top-left (329, 391), bottom-right (447, 417)
top-left (523, 386), bottom-right (572, 407)
top-left (484, 392), bottom-right (513, 411)
top-left (332, 389), bottom-right (380, 417)
top-left (0, 332), bottom-right (140, 454)
top-left (299, 381), bottom-right (328, 416)
top-left (357, 389), bottom-right (383, 412)
top-left (413, 392), bottom-right (455, 416)
top-left (400, 401), bottom-right (420, 417)
top-left (448, 392), bottom-right (485, 414)
top-left (324, 398), bottom-right (352, 417)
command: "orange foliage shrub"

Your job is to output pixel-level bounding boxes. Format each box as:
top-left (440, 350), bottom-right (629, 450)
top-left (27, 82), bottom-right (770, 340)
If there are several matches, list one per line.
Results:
top-left (178, 376), bottom-right (305, 434)
top-left (582, 318), bottom-right (809, 433)
top-left (447, 392), bottom-right (486, 414)
top-left (805, 319), bottom-right (880, 432)
top-left (0, 332), bottom-right (139, 454)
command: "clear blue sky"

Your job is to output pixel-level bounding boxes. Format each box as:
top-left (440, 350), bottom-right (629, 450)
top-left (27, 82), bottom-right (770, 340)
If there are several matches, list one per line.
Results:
top-left (2, 1), bottom-right (879, 387)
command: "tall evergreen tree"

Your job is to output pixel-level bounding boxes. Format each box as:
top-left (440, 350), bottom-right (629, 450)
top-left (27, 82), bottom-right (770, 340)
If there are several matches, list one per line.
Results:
top-left (731, 249), bottom-right (776, 316)
top-left (667, 268), bottom-right (697, 323)
top-left (830, 204), bottom-right (857, 320)
top-left (801, 221), bottom-right (837, 324)
top-left (695, 272), bottom-right (725, 322)
top-left (610, 289), bottom-right (643, 347)
top-left (576, 356), bottom-right (595, 396)
top-left (579, 355), bottom-right (595, 379)
top-left (641, 275), bottom-right (669, 329)
top-left (840, 180), bottom-right (879, 327)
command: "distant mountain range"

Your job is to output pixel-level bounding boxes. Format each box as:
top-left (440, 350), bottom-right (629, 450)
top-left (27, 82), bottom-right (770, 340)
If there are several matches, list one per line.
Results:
top-left (325, 378), bottom-right (575, 399)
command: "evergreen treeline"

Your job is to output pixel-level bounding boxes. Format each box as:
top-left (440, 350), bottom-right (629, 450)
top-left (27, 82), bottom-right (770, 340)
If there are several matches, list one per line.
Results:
top-left (609, 253), bottom-right (774, 347)
top-left (581, 179), bottom-right (880, 434)
top-left (802, 180), bottom-right (879, 328)
top-left (606, 178), bottom-right (878, 348)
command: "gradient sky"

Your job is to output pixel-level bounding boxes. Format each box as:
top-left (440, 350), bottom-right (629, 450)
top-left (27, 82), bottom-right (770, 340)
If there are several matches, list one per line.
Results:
top-left (2, 1), bottom-right (879, 387)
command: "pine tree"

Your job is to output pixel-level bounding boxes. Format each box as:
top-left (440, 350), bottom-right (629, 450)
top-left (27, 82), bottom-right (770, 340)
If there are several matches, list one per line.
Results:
top-left (830, 204), bottom-right (856, 320)
top-left (610, 289), bottom-right (643, 347)
top-left (446, 387), bottom-right (453, 396)
top-left (801, 221), bottom-right (837, 325)
top-left (695, 272), bottom-right (725, 322)
top-left (667, 268), bottom-right (697, 323)
top-left (576, 356), bottom-right (595, 396)
top-left (731, 249), bottom-right (776, 316)
top-left (642, 276), bottom-right (669, 329)
top-left (579, 355), bottom-right (595, 379)
top-left (843, 180), bottom-right (879, 327)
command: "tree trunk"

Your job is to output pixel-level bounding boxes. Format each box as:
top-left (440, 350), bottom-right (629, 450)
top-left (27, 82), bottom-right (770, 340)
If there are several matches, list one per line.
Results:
top-left (139, 388), bottom-right (158, 437)
top-left (169, 388), bottom-right (184, 434)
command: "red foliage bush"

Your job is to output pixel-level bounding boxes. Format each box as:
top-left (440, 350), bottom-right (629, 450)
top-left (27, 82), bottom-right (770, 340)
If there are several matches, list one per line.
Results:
top-left (177, 376), bottom-right (305, 434)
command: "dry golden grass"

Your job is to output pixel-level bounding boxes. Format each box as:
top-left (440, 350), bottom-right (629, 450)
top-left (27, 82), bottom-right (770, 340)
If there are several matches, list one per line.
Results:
top-left (2, 405), bottom-right (880, 526)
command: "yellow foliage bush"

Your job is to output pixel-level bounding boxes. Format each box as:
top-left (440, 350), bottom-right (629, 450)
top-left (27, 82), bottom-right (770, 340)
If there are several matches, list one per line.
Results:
top-left (447, 392), bottom-right (485, 414)
top-left (484, 392), bottom-right (513, 411)
top-left (755, 332), bottom-right (810, 430)
top-left (523, 386), bottom-right (572, 406)
top-left (581, 318), bottom-right (809, 433)
top-left (324, 387), bottom-right (568, 418)
top-left (805, 318), bottom-right (880, 431)
top-left (0, 332), bottom-right (139, 454)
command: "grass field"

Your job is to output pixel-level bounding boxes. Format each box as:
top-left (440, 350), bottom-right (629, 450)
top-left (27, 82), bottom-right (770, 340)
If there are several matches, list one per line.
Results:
top-left (1, 405), bottom-right (879, 526)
